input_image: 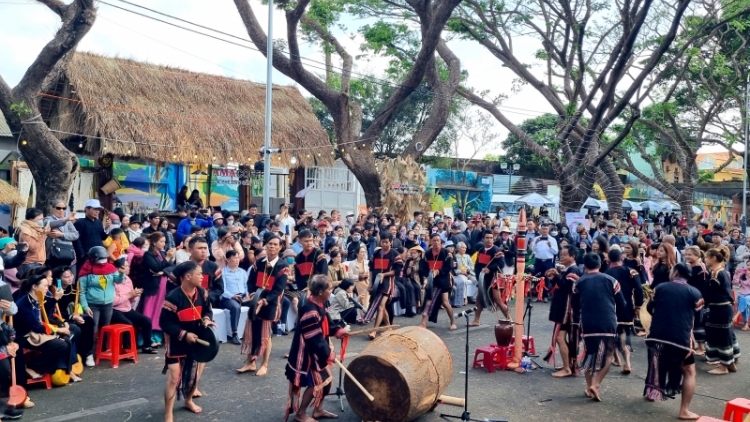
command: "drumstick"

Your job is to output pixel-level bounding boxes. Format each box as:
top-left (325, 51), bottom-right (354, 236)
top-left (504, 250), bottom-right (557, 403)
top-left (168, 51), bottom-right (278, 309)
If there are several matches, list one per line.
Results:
top-left (195, 339), bottom-right (209, 346)
top-left (346, 325), bottom-right (400, 337)
top-left (334, 358), bottom-right (374, 402)
top-left (438, 395), bottom-right (465, 407)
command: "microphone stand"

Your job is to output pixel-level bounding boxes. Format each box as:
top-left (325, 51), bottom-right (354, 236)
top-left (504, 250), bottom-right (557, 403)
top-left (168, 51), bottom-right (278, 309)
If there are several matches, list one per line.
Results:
top-left (440, 312), bottom-right (507, 422)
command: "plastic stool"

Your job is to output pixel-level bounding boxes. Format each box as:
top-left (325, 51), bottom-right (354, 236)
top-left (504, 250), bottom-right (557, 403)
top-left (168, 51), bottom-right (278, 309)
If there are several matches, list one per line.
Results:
top-left (96, 324), bottom-right (138, 368)
top-left (724, 398), bottom-right (750, 422)
top-left (509, 336), bottom-right (536, 355)
top-left (22, 349), bottom-right (52, 389)
top-left (211, 308), bottom-right (228, 343)
top-left (473, 345), bottom-right (510, 373)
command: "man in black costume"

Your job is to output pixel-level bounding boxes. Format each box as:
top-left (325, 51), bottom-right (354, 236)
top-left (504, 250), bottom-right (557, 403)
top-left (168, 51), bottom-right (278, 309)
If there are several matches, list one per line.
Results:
top-left (543, 244), bottom-right (581, 377)
top-left (605, 248), bottom-right (644, 375)
top-left (572, 253), bottom-right (626, 402)
top-left (237, 235), bottom-right (288, 377)
top-left (470, 231), bottom-right (505, 326)
top-left (419, 234), bottom-right (456, 330)
top-left (285, 275), bottom-right (347, 422)
top-left (160, 261), bottom-right (216, 422)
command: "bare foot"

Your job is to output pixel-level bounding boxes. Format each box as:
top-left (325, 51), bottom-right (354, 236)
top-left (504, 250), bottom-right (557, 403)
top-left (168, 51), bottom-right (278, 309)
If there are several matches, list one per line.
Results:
top-left (584, 387), bottom-right (593, 398)
top-left (611, 360), bottom-right (621, 367)
top-left (449, 324), bottom-right (457, 331)
top-left (742, 325), bottom-right (750, 331)
top-left (236, 362), bottom-right (256, 374)
top-left (589, 385), bottom-right (602, 402)
top-left (705, 360), bottom-right (720, 366)
top-left (468, 321), bottom-right (481, 327)
top-left (418, 323), bottom-right (427, 329)
top-left (552, 368), bottom-right (572, 378)
top-left (256, 365), bottom-right (268, 377)
top-left (693, 349), bottom-right (706, 356)
top-left (708, 367), bottom-right (729, 375)
top-left (728, 362), bottom-right (738, 373)
top-left (312, 408), bottom-right (339, 419)
top-left (678, 410), bottom-right (700, 420)
top-left (25, 369), bottom-right (41, 379)
top-left (192, 390), bottom-right (203, 398)
top-left (165, 412), bottom-right (174, 422)
top-left (294, 414), bottom-right (317, 422)
top-left (183, 401), bottom-right (202, 414)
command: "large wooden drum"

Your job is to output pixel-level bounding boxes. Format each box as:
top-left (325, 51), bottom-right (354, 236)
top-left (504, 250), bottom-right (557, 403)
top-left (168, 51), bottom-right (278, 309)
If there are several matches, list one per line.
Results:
top-left (344, 326), bottom-right (453, 422)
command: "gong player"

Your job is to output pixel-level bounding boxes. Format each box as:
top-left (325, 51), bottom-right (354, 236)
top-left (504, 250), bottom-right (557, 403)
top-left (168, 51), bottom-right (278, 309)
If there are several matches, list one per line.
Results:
top-left (419, 233), bottom-right (457, 330)
top-left (160, 261), bottom-right (216, 421)
top-left (285, 275), bottom-right (348, 422)
top-left (469, 231), bottom-right (506, 326)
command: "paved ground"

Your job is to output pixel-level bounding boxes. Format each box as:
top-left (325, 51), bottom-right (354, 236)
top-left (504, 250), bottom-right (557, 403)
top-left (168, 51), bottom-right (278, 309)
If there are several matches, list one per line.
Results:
top-left (23, 300), bottom-right (750, 422)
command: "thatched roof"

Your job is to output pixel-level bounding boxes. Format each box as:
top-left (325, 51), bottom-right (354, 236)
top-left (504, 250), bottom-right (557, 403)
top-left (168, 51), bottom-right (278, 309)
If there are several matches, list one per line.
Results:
top-left (44, 52), bottom-right (332, 167)
top-left (0, 179), bottom-right (24, 206)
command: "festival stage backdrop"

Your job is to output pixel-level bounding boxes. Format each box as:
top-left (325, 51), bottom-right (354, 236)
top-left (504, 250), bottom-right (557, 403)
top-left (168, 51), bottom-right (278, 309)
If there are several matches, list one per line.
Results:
top-left (426, 167), bottom-right (493, 215)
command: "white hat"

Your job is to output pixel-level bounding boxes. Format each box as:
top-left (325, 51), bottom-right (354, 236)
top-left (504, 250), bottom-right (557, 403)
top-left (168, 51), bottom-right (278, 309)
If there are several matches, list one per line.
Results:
top-left (84, 199), bottom-right (102, 209)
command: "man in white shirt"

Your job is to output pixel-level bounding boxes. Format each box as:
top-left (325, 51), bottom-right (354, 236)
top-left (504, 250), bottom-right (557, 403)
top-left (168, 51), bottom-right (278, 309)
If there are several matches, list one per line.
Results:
top-left (533, 224), bottom-right (558, 302)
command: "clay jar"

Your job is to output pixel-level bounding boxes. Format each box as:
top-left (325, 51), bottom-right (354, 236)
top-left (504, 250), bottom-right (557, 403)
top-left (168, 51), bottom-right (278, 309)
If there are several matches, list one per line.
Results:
top-left (494, 319), bottom-right (513, 347)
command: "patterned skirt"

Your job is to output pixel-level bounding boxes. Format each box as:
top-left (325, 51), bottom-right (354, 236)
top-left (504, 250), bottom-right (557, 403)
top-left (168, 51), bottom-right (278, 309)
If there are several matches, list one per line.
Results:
top-left (705, 304), bottom-right (741, 365)
top-left (644, 341), bottom-right (694, 401)
top-left (579, 336), bottom-right (615, 374)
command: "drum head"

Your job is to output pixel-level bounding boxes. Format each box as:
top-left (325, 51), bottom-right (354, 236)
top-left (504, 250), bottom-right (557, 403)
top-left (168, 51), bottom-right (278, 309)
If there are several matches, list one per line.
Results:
top-left (191, 325), bottom-right (220, 363)
top-left (248, 288), bottom-right (263, 321)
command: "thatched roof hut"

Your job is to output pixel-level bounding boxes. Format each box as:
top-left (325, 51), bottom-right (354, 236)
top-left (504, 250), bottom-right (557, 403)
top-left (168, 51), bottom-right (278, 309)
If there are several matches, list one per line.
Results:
top-left (0, 179), bottom-right (25, 206)
top-left (42, 52), bottom-right (332, 167)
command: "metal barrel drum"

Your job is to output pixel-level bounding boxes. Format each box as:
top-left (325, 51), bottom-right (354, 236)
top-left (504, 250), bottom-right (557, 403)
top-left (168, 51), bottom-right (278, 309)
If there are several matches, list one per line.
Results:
top-left (344, 326), bottom-right (453, 422)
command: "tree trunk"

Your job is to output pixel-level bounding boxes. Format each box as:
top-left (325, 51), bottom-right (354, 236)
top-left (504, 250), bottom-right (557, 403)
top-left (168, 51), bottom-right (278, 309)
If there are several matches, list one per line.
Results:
top-left (678, 185), bottom-right (695, 228)
top-left (599, 158), bottom-right (625, 218)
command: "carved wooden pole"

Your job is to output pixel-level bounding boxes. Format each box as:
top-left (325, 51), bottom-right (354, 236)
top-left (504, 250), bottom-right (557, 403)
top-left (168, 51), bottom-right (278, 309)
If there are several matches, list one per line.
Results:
top-left (512, 208), bottom-right (527, 371)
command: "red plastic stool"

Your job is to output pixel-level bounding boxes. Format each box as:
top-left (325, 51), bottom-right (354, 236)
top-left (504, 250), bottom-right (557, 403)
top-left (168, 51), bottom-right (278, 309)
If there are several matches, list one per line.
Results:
top-left (509, 336), bottom-right (536, 355)
top-left (697, 417), bottom-right (729, 422)
top-left (26, 373), bottom-right (52, 389)
top-left (22, 349), bottom-right (52, 389)
top-left (473, 345), bottom-right (509, 373)
top-left (96, 324), bottom-right (138, 368)
top-left (724, 398), bottom-right (750, 422)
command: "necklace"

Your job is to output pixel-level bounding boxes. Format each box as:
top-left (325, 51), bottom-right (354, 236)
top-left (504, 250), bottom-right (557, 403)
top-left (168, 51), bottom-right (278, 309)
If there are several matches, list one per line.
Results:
top-left (181, 286), bottom-right (201, 320)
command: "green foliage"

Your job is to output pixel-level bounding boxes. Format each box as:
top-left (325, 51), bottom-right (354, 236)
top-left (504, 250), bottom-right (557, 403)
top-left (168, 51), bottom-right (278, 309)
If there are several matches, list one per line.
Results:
top-left (501, 114), bottom-right (558, 176)
top-left (698, 170), bottom-right (716, 184)
top-left (9, 101), bottom-right (31, 117)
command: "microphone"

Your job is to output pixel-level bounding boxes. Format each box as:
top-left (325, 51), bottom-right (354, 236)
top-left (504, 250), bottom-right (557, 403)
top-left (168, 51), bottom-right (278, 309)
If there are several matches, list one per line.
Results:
top-left (454, 307), bottom-right (477, 318)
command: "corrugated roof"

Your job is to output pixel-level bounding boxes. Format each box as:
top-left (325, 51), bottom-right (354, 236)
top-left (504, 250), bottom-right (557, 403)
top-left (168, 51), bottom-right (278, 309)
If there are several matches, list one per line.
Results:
top-left (0, 111), bottom-right (10, 138)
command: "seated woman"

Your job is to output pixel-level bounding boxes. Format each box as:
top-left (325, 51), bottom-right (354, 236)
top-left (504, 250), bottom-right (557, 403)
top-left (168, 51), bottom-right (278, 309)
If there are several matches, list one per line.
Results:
top-left (50, 266), bottom-right (96, 371)
top-left (327, 250), bottom-right (347, 288)
top-left (14, 273), bottom-right (79, 382)
top-left (112, 261), bottom-right (156, 354)
top-left (328, 279), bottom-right (364, 326)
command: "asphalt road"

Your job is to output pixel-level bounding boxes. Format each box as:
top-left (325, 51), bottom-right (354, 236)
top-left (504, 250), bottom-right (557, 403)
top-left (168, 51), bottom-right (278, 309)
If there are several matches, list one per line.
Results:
top-left (23, 300), bottom-right (750, 422)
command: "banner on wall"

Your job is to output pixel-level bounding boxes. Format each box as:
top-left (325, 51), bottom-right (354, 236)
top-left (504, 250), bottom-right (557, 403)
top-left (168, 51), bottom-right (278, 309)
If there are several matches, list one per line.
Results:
top-left (565, 212), bottom-right (588, 234)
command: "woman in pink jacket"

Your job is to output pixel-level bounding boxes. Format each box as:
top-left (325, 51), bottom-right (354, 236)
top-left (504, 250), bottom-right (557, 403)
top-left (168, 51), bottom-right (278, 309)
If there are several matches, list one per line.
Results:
top-left (110, 260), bottom-right (156, 354)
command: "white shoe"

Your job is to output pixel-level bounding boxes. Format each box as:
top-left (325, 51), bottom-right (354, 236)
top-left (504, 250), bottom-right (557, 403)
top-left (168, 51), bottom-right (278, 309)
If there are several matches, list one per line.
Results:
top-left (85, 355), bottom-right (95, 367)
top-left (278, 323), bottom-right (286, 332)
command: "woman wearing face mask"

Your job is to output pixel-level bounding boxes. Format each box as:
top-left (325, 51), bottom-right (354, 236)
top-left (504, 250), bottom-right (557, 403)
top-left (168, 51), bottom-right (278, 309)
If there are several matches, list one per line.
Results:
top-left (43, 199), bottom-right (79, 273)
top-left (18, 208), bottom-right (50, 277)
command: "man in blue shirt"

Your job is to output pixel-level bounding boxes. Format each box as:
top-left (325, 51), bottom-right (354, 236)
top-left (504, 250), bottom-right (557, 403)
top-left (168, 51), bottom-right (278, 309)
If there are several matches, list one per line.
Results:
top-left (218, 250), bottom-right (251, 344)
top-left (175, 206), bottom-right (213, 244)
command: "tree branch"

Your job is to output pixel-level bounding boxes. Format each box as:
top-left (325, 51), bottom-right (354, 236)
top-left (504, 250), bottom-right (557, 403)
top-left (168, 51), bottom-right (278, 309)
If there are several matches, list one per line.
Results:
top-left (37, 0), bottom-right (66, 17)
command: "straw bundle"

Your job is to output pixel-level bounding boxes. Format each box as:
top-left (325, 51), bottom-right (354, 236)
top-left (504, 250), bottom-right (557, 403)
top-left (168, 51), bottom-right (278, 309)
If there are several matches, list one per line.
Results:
top-left (0, 179), bottom-right (25, 206)
top-left (47, 53), bottom-right (332, 167)
top-left (378, 156), bottom-right (428, 222)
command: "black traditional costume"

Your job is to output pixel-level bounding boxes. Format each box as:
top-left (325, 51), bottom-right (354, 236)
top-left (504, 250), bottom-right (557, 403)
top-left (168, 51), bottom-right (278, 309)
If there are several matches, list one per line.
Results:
top-left (293, 248), bottom-right (328, 298)
top-left (623, 257), bottom-right (648, 333)
top-left (402, 257), bottom-right (423, 314)
top-left (494, 237), bottom-right (517, 274)
top-left (689, 264), bottom-right (709, 346)
top-left (284, 297), bottom-right (344, 420)
top-left (474, 246), bottom-right (502, 308)
top-left (362, 248), bottom-right (403, 323)
top-left (572, 272), bottom-right (627, 374)
top-left (605, 264), bottom-right (644, 352)
top-left (419, 248), bottom-right (454, 323)
top-left (241, 257), bottom-right (288, 361)
top-left (544, 263), bottom-right (582, 372)
top-left (160, 286), bottom-right (213, 400)
top-left (644, 279), bottom-right (703, 401)
top-left (198, 260), bottom-right (224, 306)
top-left (704, 269), bottom-right (741, 365)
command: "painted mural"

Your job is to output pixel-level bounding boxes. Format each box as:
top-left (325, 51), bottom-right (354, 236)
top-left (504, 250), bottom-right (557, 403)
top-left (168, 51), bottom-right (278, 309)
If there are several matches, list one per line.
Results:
top-left (426, 167), bottom-right (492, 215)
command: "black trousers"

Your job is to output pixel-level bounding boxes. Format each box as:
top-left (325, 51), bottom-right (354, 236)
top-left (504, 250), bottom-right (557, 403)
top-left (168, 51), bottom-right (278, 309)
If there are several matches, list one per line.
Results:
top-left (111, 310), bottom-right (153, 350)
top-left (24, 337), bottom-right (70, 374)
top-left (69, 317), bottom-right (95, 357)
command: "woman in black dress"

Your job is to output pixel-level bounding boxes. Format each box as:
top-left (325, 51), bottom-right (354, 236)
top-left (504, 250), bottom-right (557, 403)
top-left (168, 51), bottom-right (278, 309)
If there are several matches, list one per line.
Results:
top-left (591, 236), bottom-right (609, 272)
top-left (685, 246), bottom-right (708, 356)
top-left (704, 248), bottom-right (740, 375)
top-left (650, 243), bottom-right (675, 289)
